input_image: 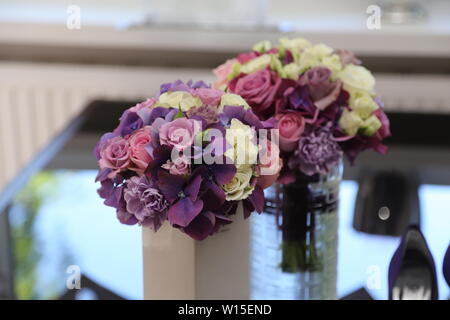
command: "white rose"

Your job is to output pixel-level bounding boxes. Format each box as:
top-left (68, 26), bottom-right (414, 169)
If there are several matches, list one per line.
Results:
top-left (219, 93), bottom-right (250, 110)
top-left (338, 64), bottom-right (376, 94)
top-left (225, 119), bottom-right (259, 168)
top-left (339, 108), bottom-right (363, 136)
top-left (222, 166), bottom-right (254, 201)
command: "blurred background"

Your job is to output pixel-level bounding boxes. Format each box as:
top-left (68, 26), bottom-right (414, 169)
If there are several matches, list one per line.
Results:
top-left (0, 0), bottom-right (449, 300)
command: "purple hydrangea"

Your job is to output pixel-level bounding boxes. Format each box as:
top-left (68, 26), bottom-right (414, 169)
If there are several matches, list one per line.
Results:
top-left (288, 127), bottom-right (342, 176)
top-left (114, 110), bottom-right (143, 137)
top-left (159, 80), bottom-right (209, 95)
top-left (124, 175), bottom-right (168, 231)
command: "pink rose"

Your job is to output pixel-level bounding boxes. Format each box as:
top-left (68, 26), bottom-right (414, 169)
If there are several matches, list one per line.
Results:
top-left (99, 136), bottom-right (131, 178)
top-left (130, 98), bottom-right (156, 112)
top-left (257, 140), bottom-right (283, 189)
top-left (229, 69), bottom-right (281, 120)
top-left (159, 118), bottom-right (200, 151)
top-left (237, 52), bottom-right (259, 64)
top-left (213, 58), bottom-right (238, 89)
top-left (300, 66), bottom-right (342, 110)
top-left (128, 126), bottom-right (153, 174)
top-left (193, 88), bottom-right (224, 105)
top-left (162, 156), bottom-right (190, 175)
top-left (276, 111), bottom-right (305, 152)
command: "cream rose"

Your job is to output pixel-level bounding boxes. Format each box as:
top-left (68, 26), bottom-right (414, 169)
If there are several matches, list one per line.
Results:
top-left (219, 93), bottom-right (250, 110)
top-left (283, 63), bottom-right (301, 80)
top-left (321, 54), bottom-right (343, 78)
top-left (225, 119), bottom-right (259, 168)
top-left (351, 93), bottom-right (379, 119)
top-left (253, 40), bottom-right (272, 53)
top-left (338, 65), bottom-right (376, 94)
top-left (309, 44), bottom-right (334, 58)
top-left (360, 115), bottom-right (382, 136)
top-left (240, 54), bottom-right (272, 74)
top-left (299, 44), bottom-right (337, 72)
top-left (279, 37), bottom-right (312, 51)
top-left (157, 91), bottom-right (202, 111)
top-left (339, 109), bottom-right (363, 136)
top-left (222, 166), bottom-right (254, 201)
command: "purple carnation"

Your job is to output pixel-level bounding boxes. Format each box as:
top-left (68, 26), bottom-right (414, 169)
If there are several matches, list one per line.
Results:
top-left (186, 105), bottom-right (219, 124)
top-left (124, 176), bottom-right (168, 231)
top-left (288, 127), bottom-right (342, 176)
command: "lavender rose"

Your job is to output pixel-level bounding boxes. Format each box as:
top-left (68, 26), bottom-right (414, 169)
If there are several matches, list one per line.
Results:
top-left (159, 118), bottom-right (201, 151)
top-left (193, 87), bottom-right (224, 106)
top-left (336, 49), bottom-right (361, 65)
top-left (288, 127), bottom-right (342, 176)
top-left (124, 176), bottom-right (168, 231)
top-left (300, 66), bottom-right (342, 111)
top-left (229, 69), bottom-right (281, 119)
top-left (98, 136), bottom-right (131, 179)
top-left (129, 98), bottom-right (156, 112)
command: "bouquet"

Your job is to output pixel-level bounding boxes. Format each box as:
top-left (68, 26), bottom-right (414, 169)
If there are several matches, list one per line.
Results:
top-left (214, 37), bottom-right (391, 272)
top-left (95, 80), bottom-right (282, 240)
top-left (214, 37), bottom-right (390, 179)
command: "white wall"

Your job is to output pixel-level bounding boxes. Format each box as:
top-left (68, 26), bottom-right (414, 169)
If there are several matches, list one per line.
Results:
top-left (1, 0), bottom-right (449, 31)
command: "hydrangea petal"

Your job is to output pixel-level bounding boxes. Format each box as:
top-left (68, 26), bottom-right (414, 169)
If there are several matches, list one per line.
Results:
top-left (168, 197), bottom-right (203, 227)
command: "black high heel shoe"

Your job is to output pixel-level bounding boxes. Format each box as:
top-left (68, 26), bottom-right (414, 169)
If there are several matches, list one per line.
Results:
top-left (388, 225), bottom-right (438, 300)
top-left (443, 243), bottom-right (450, 288)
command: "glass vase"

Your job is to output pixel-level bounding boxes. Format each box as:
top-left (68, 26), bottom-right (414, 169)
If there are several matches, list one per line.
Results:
top-left (250, 160), bottom-right (343, 300)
